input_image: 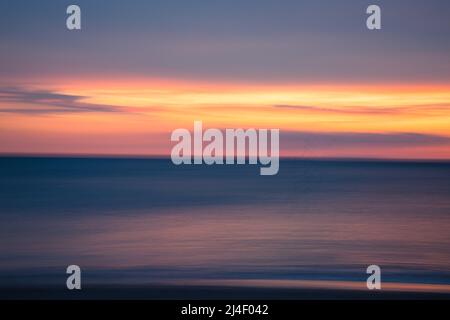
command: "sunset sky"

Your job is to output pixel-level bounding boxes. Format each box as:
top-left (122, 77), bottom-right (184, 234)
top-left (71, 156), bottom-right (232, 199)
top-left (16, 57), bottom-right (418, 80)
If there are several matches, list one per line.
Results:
top-left (1, 0), bottom-right (449, 159)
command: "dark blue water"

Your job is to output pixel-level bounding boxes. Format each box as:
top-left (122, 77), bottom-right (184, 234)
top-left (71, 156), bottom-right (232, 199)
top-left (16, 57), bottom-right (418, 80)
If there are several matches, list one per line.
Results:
top-left (1, 157), bottom-right (449, 294)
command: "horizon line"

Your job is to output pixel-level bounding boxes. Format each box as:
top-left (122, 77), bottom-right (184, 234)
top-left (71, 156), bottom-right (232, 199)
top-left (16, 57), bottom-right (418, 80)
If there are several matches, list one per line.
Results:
top-left (1, 152), bottom-right (450, 164)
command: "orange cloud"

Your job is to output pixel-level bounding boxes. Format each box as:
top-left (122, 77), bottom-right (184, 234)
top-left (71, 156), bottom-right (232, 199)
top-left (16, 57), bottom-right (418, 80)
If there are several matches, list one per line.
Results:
top-left (1, 79), bottom-right (449, 158)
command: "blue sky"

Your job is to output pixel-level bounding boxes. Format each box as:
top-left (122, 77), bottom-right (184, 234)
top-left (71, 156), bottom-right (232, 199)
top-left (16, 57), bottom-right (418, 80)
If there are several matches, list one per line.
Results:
top-left (1, 0), bottom-right (449, 83)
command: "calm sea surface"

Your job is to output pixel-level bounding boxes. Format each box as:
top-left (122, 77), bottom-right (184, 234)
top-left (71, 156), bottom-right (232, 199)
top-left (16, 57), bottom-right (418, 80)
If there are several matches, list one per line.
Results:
top-left (1, 157), bottom-right (449, 294)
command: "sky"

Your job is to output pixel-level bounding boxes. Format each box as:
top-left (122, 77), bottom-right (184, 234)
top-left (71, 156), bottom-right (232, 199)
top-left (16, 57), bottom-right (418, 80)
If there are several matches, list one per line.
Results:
top-left (0, 0), bottom-right (450, 159)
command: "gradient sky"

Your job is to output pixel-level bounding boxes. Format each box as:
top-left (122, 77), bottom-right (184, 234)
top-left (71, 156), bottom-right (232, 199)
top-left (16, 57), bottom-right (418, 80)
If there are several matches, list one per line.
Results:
top-left (1, 0), bottom-right (450, 158)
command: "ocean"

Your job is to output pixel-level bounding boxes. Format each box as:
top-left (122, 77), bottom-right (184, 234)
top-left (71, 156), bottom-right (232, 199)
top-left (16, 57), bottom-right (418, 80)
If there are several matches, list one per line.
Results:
top-left (0, 157), bottom-right (449, 298)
